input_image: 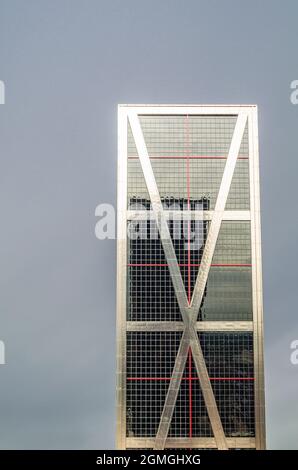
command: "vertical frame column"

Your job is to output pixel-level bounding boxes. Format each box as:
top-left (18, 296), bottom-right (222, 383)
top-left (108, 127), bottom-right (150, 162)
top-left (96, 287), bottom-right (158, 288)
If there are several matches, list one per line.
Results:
top-left (249, 106), bottom-right (266, 449)
top-left (116, 106), bottom-right (128, 449)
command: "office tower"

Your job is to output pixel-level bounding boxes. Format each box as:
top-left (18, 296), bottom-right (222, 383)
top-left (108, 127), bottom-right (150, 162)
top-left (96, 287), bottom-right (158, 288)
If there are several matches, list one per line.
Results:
top-left (116, 105), bottom-right (265, 450)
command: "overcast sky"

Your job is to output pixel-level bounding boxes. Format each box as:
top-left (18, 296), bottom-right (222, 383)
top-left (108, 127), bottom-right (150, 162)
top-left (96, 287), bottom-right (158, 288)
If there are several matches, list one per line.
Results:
top-left (0, 0), bottom-right (297, 449)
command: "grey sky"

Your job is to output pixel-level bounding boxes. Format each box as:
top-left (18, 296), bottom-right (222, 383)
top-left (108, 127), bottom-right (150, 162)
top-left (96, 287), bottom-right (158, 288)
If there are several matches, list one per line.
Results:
top-left (0, 0), bottom-right (297, 449)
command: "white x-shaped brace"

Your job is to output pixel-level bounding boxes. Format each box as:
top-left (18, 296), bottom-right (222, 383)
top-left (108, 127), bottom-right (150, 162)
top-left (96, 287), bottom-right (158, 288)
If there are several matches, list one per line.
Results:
top-left (128, 111), bottom-right (248, 450)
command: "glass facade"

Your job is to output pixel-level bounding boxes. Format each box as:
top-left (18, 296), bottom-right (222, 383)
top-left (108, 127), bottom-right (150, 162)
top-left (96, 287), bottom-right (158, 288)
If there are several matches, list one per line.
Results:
top-left (117, 105), bottom-right (265, 450)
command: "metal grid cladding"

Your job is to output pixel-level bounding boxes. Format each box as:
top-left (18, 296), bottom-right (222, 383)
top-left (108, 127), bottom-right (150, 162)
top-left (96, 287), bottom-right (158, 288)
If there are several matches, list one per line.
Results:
top-left (127, 208), bottom-right (208, 321)
top-left (126, 331), bottom-right (182, 437)
top-left (169, 333), bottom-right (254, 438)
top-left (117, 105), bottom-right (265, 450)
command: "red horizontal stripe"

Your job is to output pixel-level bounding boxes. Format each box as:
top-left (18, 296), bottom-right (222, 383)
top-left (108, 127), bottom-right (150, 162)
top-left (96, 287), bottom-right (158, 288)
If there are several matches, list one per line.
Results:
top-left (128, 155), bottom-right (249, 160)
top-left (127, 263), bottom-right (252, 267)
top-left (127, 377), bottom-right (255, 381)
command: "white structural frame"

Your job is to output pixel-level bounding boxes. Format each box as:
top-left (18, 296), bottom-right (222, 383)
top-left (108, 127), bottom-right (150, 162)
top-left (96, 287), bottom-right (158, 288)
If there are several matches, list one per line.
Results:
top-left (116, 104), bottom-right (266, 450)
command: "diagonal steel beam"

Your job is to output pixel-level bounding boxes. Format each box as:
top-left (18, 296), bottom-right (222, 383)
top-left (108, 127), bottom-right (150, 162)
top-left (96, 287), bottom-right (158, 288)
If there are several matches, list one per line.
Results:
top-left (128, 112), bottom-right (189, 315)
top-left (187, 113), bottom-right (248, 450)
top-left (128, 113), bottom-right (201, 447)
top-left (128, 111), bottom-right (247, 450)
top-left (128, 111), bottom-right (228, 450)
top-left (128, 112), bottom-right (198, 449)
top-left (154, 328), bottom-right (190, 450)
top-left (190, 112), bottom-right (248, 313)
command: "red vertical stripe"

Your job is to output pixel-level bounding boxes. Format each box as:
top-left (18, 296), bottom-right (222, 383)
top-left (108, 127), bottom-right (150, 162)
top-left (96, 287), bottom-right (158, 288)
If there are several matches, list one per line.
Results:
top-left (188, 348), bottom-right (193, 438)
top-left (185, 115), bottom-right (191, 305)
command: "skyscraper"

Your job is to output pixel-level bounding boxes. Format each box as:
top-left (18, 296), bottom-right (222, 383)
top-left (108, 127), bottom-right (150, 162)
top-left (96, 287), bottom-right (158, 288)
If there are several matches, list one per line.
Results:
top-left (116, 105), bottom-right (265, 450)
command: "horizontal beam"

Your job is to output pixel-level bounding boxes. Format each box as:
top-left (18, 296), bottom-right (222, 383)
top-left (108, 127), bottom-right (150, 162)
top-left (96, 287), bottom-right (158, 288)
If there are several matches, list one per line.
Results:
top-left (126, 437), bottom-right (256, 449)
top-left (119, 105), bottom-right (255, 115)
top-left (126, 321), bottom-right (253, 332)
top-left (127, 210), bottom-right (251, 221)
